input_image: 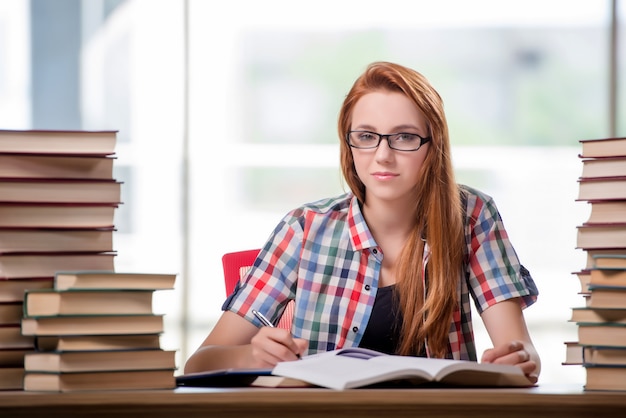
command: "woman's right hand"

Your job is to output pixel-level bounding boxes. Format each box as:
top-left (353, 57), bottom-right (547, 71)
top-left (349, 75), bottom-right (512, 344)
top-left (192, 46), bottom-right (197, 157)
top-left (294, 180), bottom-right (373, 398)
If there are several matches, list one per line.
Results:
top-left (249, 326), bottom-right (308, 367)
top-left (184, 311), bottom-right (308, 374)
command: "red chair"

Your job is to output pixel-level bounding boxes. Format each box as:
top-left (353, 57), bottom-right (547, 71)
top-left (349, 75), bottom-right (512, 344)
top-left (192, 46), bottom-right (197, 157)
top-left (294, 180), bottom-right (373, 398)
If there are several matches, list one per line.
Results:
top-left (222, 249), bottom-right (260, 296)
top-left (221, 249), bottom-right (294, 330)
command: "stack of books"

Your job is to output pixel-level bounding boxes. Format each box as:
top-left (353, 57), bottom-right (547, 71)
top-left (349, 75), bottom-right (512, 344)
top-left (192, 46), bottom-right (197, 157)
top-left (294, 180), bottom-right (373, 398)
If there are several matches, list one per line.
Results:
top-left (0, 129), bottom-right (120, 390)
top-left (21, 271), bottom-right (177, 391)
top-left (566, 136), bottom-right (626, 391)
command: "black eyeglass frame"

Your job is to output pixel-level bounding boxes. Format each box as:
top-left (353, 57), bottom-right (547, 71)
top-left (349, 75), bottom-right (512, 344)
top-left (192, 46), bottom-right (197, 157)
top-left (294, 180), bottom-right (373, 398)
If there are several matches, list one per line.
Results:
top-left (346, 130), bottom-right (432, 152)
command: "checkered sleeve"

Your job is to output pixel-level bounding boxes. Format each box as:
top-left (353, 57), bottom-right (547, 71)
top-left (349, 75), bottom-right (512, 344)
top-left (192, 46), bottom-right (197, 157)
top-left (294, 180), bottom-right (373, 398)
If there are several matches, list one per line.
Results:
top-left (222, 208), bottom-right (305, 326)
top-left (462, 186), bottom-right (538, 313)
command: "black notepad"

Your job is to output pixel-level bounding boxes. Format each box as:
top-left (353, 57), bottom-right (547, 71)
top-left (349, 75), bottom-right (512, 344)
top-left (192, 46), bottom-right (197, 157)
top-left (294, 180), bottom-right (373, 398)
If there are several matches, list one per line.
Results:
top-left (176, 368), bottom-right (273, 388)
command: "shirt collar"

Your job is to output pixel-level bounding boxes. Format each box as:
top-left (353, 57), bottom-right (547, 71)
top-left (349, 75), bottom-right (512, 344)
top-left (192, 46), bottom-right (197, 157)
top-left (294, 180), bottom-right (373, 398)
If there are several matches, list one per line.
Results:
top-left (347, 195), bottom-right (378, 251)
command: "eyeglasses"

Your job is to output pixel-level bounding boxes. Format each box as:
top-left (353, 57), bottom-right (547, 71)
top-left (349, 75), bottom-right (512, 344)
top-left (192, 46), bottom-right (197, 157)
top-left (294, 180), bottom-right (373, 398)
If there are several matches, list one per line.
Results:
top-left (346, 130), bottom-right (431, 152)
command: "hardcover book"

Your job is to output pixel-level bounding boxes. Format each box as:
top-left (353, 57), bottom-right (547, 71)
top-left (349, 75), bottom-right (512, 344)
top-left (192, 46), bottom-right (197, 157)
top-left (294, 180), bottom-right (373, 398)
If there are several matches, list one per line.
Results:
top-left (0, 203), bottom-right (116, 228)
top-left (0, 153), bottom-right (114, 180)
top-left (21, 314), bottom-right (164, 336)
top-left (53, 271), bottom-right (177, 291)
top-left (270, 347), bottom-right (532, 389)
top-left (0, 325), bottom-right (34, 349)
top-left (35, 334), bottom-right (162, 352)
top-left (586, 285), bottom-right (626, 309)
top-left (578, 323), bottom-right (626, 346)
top-left (587, 268), bottom-right (626, 288)
top-left (24, 349), bottom-right (176, 373)
top-left (576, 223), bottom-right (626, 249)
top-left (583, 346), bottom-right (626, 366)
top-left (592, 254), bottom-right (626, 269)
top-left (562, 341), bottom-right (583, 365)
top-left (585, 366), bottom-right (626, 391)
top-left (23, 368), bottom-right (176, 392)
top-left (584, 201), bottom-right (626, 224)
top-left (0, 178), bottom-right (122, 204)
top-left (0, 367), bottom-right (24, 390)
top-left (0, 302), bottom-right (23, 325)
top-left (570, 306), bottom-right (626, 324)
top-left (0, 278), bottom-right (53, 303)
top-left (0, 347), bottom-right (31, 366)
top-left (0, 228), bottom-right (114, 253)
top-left (585, 249), bottom-right (626, 269)
top-left (577, 177), bottom-right (626, 201)
top-left (0, 129), bottom-right (117, 155)
top-left (23, 289), bottom-right (154, 316)
top-left (0, 253), bottom-right (116, 279)
top-left (580, 156), bottom-right (626, 179)
top-left (579, 137), bottom-right (626, 158)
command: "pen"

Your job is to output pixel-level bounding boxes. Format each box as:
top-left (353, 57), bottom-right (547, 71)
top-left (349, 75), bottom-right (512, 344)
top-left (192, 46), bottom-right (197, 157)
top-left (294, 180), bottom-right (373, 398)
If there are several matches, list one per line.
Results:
top-left (252, 309), bottom-right (301, 359)
top-left (252, 309), bottom-right (274, 328)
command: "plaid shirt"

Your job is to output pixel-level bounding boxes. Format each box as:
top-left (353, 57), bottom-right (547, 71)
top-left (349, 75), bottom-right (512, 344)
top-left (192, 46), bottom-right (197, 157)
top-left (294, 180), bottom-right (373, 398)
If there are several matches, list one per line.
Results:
top-left (223, 185), bottom-right (538, 361)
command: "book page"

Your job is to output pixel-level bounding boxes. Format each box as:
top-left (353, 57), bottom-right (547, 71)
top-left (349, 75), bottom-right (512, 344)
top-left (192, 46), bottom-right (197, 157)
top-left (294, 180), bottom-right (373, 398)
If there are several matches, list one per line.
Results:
top-left (370, 355), bottom-right (529, 386)
top-left (272, 350), bottom-right (434, 389)
top-left (370, 355), bottom-right (468, 379)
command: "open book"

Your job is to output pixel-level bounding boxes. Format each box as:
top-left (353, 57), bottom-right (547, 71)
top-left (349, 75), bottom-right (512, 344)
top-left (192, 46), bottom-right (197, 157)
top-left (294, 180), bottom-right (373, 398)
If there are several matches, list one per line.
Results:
top-left (268, 347), bottom-right (532, 389)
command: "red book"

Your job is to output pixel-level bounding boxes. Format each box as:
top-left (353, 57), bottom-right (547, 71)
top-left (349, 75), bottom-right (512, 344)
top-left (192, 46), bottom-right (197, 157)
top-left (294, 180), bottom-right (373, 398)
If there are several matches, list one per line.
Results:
top-left (580, 137), bottom-right (626, 158)
top-left (0, 129), bottom-right (116, 155)
top-left (580, 156), bottom-right (626, 179)
top-left (0, 253), bottom-right (116, 279)
top-left (576, 223), bottom-right (626, 250)
top-left (0, 178), bottom-right (122, 204)
top-left (0, 203), bottom-right (116, 228)
top-left (577, 177), bottom-right (626, 201)
top-left (0, 153), bottom-right (115, 180)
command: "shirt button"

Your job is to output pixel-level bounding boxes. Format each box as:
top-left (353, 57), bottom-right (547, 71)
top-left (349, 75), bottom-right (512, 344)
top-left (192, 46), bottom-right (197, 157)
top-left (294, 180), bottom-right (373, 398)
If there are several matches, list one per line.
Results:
top-left (352, 326), bottom-right (358, 333)
top-left (364, 284), bottom-right (371, 291)
top-left (372, 248), bottom-right (378, 254)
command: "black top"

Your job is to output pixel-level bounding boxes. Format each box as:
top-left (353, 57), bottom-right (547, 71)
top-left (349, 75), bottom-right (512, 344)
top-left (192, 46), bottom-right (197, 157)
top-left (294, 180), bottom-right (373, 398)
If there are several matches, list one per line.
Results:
top-left (358, 285), bottom-right (403, 355)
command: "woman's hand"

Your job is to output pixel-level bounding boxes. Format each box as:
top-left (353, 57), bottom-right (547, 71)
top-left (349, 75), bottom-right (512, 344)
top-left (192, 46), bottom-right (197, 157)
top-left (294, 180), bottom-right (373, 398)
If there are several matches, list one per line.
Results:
top-left (183, 311), bottom-right (308, 374)
top-left (481, 340), bottom-right (539, 384)
top-left (479, 299), bottom-right (541, 384)
top-left (249, 326), bottom-right (308, 368)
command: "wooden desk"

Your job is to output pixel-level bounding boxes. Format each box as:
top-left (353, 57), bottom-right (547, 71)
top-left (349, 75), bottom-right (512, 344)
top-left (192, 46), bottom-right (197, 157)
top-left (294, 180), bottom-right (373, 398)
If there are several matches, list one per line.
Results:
top-left (1, 385), bottom-right (625, 418)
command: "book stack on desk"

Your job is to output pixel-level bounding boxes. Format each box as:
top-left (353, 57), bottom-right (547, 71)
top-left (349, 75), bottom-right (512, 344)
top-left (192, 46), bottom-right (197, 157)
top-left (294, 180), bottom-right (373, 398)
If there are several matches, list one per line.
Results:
top-left (0, 129), bottom-right (121, 390)
top-left (567, 136), bottom-right (626, 391)
top-left (21, 271), bottom-right (178, 392)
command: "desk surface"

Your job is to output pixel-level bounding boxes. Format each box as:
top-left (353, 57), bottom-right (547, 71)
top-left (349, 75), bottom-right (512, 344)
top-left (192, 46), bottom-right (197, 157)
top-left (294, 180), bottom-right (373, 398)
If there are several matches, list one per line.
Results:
top-left (1, 384), bottom-right (625, 418)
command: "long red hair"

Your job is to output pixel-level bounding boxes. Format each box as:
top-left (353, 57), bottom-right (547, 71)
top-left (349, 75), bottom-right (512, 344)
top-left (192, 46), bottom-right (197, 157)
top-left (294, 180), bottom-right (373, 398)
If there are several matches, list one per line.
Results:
top-left (338, 62), bottom-right (464, 358)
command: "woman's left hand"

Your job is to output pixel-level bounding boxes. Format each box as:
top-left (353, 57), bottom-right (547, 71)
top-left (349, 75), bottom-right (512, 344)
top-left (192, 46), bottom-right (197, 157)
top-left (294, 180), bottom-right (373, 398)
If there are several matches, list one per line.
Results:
top-left (481, 340), bottom-right (539, 384)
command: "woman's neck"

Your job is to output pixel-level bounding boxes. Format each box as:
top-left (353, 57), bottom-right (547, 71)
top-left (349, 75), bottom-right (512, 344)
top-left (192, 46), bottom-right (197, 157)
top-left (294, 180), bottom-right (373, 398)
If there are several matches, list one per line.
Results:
top-left (362, 196), bottom-right (416, 236)
top-left (362, 197), bottom-right (416, 287)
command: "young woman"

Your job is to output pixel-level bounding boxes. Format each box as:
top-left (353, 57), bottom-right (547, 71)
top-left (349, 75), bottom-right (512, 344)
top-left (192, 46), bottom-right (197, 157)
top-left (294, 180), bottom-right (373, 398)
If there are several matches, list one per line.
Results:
top-left (184, 61), bottom-right (541, 383)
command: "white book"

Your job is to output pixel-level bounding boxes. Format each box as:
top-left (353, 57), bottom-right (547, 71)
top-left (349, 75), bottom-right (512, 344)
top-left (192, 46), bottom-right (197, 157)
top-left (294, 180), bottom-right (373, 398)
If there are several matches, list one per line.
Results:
top-left (270, 347), bottom-right (532, 390)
